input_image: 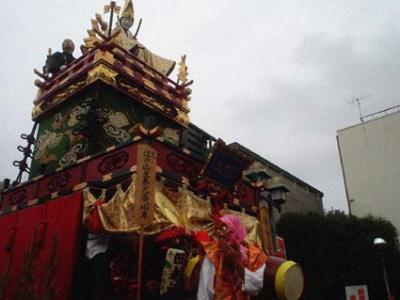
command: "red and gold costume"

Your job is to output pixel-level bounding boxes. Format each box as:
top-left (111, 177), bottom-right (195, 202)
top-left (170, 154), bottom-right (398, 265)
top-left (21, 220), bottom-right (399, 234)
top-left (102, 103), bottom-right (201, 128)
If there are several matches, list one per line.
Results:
top-left (196, 215), bottom-right (268, 300)
top-left (200, 240), bottom-right (268, 300)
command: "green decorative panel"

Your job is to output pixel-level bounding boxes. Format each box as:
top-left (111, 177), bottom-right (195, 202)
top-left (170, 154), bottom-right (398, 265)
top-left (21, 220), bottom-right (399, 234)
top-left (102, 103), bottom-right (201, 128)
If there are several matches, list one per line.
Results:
top-left (30, 89), bottom-right (92, 178)
top-left (96, 86), bottom-right (182, 147)
top-left (30, 84), bottom-right (182, 178)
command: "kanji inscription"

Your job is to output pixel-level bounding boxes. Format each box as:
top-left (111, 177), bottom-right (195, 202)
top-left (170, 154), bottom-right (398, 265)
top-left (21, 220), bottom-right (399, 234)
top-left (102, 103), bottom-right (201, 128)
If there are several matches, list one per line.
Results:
top-left (133, 144), bottom-right (157, 225)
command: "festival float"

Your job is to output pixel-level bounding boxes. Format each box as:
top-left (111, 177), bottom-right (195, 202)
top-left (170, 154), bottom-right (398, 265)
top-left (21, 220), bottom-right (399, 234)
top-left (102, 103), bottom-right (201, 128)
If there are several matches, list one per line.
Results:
top-left (0, 1), bottom-right (304, 299)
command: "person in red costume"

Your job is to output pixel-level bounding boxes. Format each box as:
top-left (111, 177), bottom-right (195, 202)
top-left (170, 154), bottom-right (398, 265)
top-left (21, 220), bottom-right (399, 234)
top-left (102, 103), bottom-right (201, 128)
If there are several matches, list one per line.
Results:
top-left (196, 214), bottom-right (268, 300)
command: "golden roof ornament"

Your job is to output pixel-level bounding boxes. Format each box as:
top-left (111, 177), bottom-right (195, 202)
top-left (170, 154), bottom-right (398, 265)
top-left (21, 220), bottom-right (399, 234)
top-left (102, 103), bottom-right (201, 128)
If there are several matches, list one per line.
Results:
top-left (104, 3), bottom-right (121, 15)
top-left (120, 0), bottom-right (134, 19)
top-left (81, 0), bottom-right (176, 76)
top-left (178, 55), bottom-right (189, 84)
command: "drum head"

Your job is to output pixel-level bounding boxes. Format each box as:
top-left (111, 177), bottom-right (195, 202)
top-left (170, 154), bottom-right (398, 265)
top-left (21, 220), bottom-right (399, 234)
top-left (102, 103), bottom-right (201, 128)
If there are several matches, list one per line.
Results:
top-left (275, 261), bottom-right (304, 300)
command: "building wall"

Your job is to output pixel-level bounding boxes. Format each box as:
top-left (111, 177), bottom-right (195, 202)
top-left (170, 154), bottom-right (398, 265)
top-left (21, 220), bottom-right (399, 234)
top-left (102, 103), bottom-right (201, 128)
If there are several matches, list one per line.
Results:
top-left (280, 177), bottom-right (324, 215)
top-left (261, 165), bottom-right (324, 219)
top-left (337, 110), bottom-right (400, 236)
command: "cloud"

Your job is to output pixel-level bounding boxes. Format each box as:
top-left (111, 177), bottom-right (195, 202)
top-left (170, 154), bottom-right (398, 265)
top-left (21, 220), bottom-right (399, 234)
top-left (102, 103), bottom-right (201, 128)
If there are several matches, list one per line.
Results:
top-left (200, 28), bottom-right (400, 212)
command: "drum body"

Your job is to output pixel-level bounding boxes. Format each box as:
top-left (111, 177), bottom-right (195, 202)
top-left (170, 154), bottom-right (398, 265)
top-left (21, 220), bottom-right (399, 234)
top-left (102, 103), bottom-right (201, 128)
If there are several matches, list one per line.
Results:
top-left (261, 256), bottom-right (304, 300)
top-left (184, 255), bottom-right (304, 300)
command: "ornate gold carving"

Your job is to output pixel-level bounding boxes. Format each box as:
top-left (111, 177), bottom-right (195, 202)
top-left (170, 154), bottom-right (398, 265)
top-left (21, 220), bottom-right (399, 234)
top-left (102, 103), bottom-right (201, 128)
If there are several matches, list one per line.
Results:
top-left (176, 109), bottom-right (190, 127)
top-left (100, 108), bottom-right (131, 143)
top-left (93, 50), bottom-right (116, 64)
top-left (109, 111), bottom-right (129, 128)
top-left (31, 104), bottom-right (44, 119)
top-left (118, 80), bottom-right (189, 126)
top-left (53, 79), bottom-right (86, 104)
top-left (83, 33), bottom-right (100, 51)
top-left (163, 128), bottom-right (180, 145)
top-left (119, 81), bottom-right (162, 109)
top-left (59, 144), bottom-right (84, 168)
top-left (34, 130), bottom-right (63, 160)
top-left (51, 113), bottom-right (67, 130)
top-left (104, 4), bottom-right (121, 15)
top-left (103, 123), bottom-right (131, 143)
top-left (120, 0), bottom-right (134, 19)
top-left (87, 64), bottom-right (117, 86)
top-left (34, 88), bottom-right (45, 104)
top-left (178, 55), bottom-right (188, 84)
top-left (68, 105), bottom-right (90, 127)
top-left (83, 12), bottom-right (110, 51)
top-left (181, 99), bottom-right (189, 109)
top-left (33, 78), bottom-right (87, 119)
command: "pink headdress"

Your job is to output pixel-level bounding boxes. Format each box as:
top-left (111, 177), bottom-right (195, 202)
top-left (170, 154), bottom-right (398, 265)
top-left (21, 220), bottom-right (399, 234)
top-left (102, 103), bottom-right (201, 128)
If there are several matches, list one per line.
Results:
top-left (219, 214), bottom-right (248, 262)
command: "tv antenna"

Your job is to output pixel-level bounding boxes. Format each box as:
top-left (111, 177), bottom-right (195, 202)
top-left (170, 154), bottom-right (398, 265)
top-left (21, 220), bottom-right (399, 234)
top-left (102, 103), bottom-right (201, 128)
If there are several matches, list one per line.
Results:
top-left (347, 94), bottom-right (372, 122)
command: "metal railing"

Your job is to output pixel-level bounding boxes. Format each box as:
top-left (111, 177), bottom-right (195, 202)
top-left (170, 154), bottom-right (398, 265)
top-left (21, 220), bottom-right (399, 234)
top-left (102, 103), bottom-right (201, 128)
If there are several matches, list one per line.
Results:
top-left (361, 104), bottom-right (400, 122)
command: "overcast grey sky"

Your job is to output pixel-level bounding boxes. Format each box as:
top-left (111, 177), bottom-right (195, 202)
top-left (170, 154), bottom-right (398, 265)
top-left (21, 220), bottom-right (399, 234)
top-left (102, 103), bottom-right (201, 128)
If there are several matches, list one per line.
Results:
top-left (1, 1), bottom-right (399, 212)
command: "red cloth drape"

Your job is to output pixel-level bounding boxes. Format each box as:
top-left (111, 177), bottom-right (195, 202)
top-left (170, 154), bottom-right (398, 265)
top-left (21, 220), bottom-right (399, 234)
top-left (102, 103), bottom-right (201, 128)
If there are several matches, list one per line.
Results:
top-left (0, 192), bottom-right (82, 300)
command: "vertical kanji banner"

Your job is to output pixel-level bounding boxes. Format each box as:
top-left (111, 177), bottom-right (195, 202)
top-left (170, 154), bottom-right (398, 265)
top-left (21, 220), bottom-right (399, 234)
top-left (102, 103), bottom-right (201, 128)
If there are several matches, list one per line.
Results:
top-left (134, 144), bottom-right (157, 225)
top-left (0, 192), bottom-right (82, 300)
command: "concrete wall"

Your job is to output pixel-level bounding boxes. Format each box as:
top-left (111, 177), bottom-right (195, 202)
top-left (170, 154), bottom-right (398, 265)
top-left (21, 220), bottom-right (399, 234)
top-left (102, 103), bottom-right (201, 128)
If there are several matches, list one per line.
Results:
top-left (264, 167), bottom-right (324, 219)
top-left (229, 143), bottom-right (324, 217)
top-left (280, 177), bottom-right (324, 215)
top-left (337, 111), bottom-right (400, 236)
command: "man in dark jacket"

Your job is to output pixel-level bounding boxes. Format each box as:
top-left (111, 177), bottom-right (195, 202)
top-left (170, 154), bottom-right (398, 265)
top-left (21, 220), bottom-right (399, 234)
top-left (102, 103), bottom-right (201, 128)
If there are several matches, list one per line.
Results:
top-left (45, 39), bottom-right (76, 76)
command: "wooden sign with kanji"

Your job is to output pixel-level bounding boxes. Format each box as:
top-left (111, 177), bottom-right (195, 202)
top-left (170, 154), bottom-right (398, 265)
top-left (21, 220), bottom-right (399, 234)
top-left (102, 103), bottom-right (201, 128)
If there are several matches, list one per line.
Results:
top-left (134, 144), bottom-right (157, 225)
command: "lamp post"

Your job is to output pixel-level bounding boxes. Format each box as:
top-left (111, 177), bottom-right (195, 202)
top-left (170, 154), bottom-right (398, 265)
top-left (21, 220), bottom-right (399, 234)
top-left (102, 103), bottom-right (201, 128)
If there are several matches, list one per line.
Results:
top-left (260, 179), bottom-right (288, 251)
top-left (373, 237), bottom-right (391, 300)
top-left (244, 164), bottom-right (273, 252)
top-left (244, 164), bottom-right (289, 254)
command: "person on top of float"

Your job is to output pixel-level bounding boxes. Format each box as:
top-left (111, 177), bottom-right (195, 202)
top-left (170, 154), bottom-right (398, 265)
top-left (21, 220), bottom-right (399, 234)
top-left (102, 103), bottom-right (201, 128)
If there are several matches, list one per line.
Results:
top-left (112, 0), bottom-right (176, 76)
top-left (45, 39), bottom-right (76, 76)
top-left (196, 214), bottom-right (268, 300)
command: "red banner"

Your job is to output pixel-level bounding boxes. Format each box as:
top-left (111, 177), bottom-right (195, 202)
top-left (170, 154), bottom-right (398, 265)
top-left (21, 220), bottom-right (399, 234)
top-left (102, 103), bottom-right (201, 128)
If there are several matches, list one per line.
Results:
top-left (0, 193), bottom-right (82, 300)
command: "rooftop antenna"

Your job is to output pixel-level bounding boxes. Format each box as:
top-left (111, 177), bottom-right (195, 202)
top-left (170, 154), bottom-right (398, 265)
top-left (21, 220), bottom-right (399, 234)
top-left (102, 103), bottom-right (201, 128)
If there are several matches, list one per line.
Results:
top-left (347, 94), bottom-right (372, 122)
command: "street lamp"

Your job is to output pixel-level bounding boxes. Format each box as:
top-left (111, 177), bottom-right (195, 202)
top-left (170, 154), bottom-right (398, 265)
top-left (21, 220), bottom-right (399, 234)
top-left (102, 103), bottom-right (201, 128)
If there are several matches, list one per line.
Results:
top-left (264, 176), bottom-right (289, 211)
top-left (244, 163), bottom-right (271, 188)
top-left (260, 177), bottom-right (289, 252)
top-left (373, 237), bottom-right (391, 300)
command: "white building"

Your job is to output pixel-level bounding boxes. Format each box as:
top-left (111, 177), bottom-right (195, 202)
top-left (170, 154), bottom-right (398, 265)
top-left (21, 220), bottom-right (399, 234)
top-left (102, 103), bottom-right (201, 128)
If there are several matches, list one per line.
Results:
top-left (337, 106), bottom-right (400, 236)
